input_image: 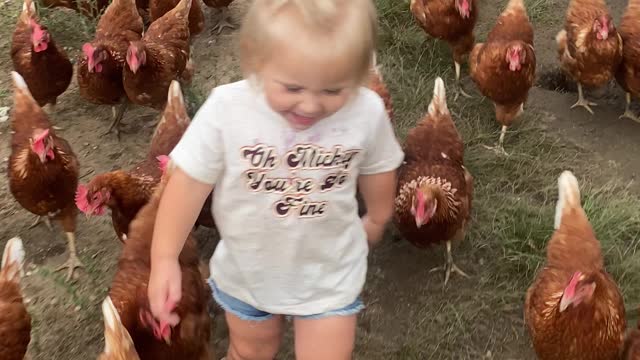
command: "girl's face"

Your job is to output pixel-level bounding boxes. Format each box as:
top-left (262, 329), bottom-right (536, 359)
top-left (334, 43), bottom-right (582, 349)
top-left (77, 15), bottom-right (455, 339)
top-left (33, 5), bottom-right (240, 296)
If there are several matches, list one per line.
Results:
top-left (259, 41), bottom-right (362, 131)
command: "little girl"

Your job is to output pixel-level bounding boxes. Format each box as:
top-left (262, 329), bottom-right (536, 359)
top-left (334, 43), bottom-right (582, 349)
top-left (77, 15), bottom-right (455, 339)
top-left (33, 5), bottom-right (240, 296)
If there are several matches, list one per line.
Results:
top-left (148, 0), bottom-right (404, 359)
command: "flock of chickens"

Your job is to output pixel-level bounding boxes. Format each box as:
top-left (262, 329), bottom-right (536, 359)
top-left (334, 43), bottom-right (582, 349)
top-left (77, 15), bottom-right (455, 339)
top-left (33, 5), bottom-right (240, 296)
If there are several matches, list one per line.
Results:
top-left (2, 0), bottom-right (640, 357)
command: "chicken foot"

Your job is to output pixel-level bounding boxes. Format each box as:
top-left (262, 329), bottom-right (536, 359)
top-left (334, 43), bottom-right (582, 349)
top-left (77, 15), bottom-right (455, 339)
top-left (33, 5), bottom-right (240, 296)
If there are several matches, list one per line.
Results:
top-left (211, 7), bottom-right (235, 35)
top-left (101, 101), bottom-right (129, 141)
top-left (619, 93), bottom-right (640, 123)
top-left (571, 83), bottom-right (597, 115)
top-left (453, 61), bottom-right (472, 101)
top-left (54, 232), bottom-right (84, 281)
top-left (429, 240), bottom-right (469, 287)
top-left (482, 125), bottom-right (509, 156)
top-left (29, 215), bottom-right (53, 231)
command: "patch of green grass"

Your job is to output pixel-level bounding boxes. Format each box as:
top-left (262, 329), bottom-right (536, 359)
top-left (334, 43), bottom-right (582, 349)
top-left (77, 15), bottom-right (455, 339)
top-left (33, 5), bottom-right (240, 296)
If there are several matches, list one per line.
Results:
top-left (525, 0), bottom-right (559, 25)
top-left (375, 0), bottom-right (640, 351)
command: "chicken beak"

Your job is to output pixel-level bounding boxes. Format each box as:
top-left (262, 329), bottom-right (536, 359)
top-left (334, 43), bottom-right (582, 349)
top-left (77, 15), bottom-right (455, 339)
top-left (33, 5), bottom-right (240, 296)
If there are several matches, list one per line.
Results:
top-left (559, 295), bottom-right (572, 312)
top-left (415, 217), bottom-right (423, 229)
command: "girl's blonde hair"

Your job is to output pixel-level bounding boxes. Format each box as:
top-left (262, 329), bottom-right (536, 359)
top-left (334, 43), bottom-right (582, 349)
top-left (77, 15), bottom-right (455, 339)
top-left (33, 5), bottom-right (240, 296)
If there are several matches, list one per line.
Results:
top-left (239, 0), bottom-right (378, 84)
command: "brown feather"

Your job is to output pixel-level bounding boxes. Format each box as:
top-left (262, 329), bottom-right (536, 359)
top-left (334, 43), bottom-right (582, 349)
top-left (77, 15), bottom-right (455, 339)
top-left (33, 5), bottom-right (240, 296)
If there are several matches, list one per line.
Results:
top-left (11, 5), bottom-right (72, 107)
top-left (524, 173), bottom-right (626, 360)
top-left (149, 0), bottom-right (204, 35)
top-left (8, 74), bottom-right (79, 234)
top-left (615, 0), bottom-right (640, 96)
top-left (123, 0), bottom-right (191, 110)
top-left (469, 0), bottom-right (535, 127)
top-left (109, 177), bottom-right (212, 359)
top-left (410, 0), bottom-right (477, 64)
top-left (77, 0), bottom-right (144, 106)
top-left (394, 79), bottom-right (472, 249)
top-left (557, 0), bottom-right (623, 88)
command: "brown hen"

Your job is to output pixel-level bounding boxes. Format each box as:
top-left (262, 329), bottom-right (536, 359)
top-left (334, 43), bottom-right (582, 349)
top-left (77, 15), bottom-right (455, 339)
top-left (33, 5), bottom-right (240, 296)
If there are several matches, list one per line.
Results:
top-left (8, 72), bottom-right (82, 281)
top-left (77, 0), bottom-right (144, 139)
top-left (524, 171), bottom-right (626, 360)
top-left (98, 296), bottom-right (140, 360)
top-left (11, 0), bottom-right (73, 111)
top-left (123, 0), bottom-right (192, 111)
top-left (615, 0), bottom-right (640, 122)
top-left (108, 174), bottom-right (212, 359)
top-left (469, 0), bottom-right (535, 155)
top-left (149, 0), bottom-right (204, 36)
top-left (557, 0), bottom-right (622, 114)
top-left (202, 0), bottom-right (234, 34)
top-left (76, 81), bottom-right (214, 243)
top-left (0, 237), bottom-right (31, 360)
top-left (410, 0), bottom-right (477, 99)
top-left (394, 77), bottom-right (473, 287)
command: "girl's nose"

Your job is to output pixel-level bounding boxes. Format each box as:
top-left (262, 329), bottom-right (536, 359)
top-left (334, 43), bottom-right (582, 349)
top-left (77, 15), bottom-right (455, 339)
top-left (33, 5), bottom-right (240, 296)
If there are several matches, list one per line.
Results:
top-left (298, 94), bottom-right (322, 115)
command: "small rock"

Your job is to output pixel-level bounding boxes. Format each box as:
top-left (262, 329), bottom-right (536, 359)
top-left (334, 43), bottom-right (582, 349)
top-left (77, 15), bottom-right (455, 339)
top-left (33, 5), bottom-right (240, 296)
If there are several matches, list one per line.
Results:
top-left (74, 305), bottom-right (82, 312)
top-left (50, 298), bottom-right (58, 305)
top-left (24, 297), bottom-right (32, 304)
top-left (479, 258), bottom-right (485, 266)
top-left (25, 271), bottom-right (32, 277)
top-left (89, 295), bottom-right (97, 302)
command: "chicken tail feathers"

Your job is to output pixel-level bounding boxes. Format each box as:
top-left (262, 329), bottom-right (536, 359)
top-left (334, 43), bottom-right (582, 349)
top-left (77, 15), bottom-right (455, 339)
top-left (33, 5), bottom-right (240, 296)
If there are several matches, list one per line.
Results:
top-left (554, 170), bottom-right (582, 229)
top-left (22, 0), bottom-right (35, 15)
top-left (176, 0), bottom-right (192, 14)
top-left (428, 77), bottom-right (449, 117)
top-left (1, 237), bottom-right (25, 283)
top-left (506, 0), bottom-right (525, 12)
top-left (101, 296), bottom-right (139, 358)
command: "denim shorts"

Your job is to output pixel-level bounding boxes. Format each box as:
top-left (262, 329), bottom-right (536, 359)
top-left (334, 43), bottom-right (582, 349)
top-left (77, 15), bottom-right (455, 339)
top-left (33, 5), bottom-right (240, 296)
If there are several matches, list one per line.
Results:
top-left (207, 278), bottom-right (365, 322)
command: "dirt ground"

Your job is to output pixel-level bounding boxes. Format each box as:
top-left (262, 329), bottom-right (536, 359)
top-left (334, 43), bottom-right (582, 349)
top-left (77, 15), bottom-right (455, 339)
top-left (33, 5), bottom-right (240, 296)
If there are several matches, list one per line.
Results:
top-left (1, 0), bottom-right (639, 358)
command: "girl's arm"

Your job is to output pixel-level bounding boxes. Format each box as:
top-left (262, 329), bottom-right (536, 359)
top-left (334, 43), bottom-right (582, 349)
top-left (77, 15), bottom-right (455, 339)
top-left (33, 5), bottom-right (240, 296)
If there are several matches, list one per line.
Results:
top-left (148, 167), bottom-right (213, 323)
top-left (358, 170), bottom-right (397, 248)
top-left (151, 167), bottom-right (213, 261)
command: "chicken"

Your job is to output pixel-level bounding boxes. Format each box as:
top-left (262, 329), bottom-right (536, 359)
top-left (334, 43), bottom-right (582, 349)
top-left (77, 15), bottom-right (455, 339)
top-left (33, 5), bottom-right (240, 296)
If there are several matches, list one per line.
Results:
top-left (123, 0), bottom-right (192, 111)
top-left (410, 0), bottom-right (477, 100)
top-left (77, 0), bottom-right (144, 139)
top-left (39, 0), bottom-right (110, 18)
top-left (394, 77), bottom-right (473, 287)
top-left (11, 0), bottom-right (73, 111)
top-left (367, 52), bottom-right (394, 124)
top-left (108, 174), bottom-right (212, 359)
top-left (8, 72), bottom-right (82, 281)
top-left (149, 0), bottom-right (204, 36)
top-left (524, 171), bottom-right (626, 360)
top-left (557, 0), bottom-right (623, 114)
top-left (98, 296), bottom-right (140, 360)
top-left (0, 237), bottom-right (31, 360)
top-left (615, 0), bottom-right (640, 123)
top-left (624, 325), bottom-right (640, 360)
top-left (202, 0), bottom-right (234, 34)
top-left (76, 81), bottom-right (196, 242)
top-left (469, 0), bottom-right (535, 155)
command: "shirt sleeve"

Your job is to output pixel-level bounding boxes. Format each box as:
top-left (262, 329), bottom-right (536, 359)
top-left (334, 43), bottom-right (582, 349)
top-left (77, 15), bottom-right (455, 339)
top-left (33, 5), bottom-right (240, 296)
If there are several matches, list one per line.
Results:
top-left (359, 99), bottom-right (404, 175)
top-left (170, 90), bottom-right (224, 185)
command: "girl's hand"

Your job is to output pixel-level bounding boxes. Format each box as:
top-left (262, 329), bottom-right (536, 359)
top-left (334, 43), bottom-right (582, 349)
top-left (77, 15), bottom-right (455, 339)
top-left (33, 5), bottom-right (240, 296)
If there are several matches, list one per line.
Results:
top-left (148, 257), bottom-right (182, 327)
top-left (362, 215), bottom-right (386, 248)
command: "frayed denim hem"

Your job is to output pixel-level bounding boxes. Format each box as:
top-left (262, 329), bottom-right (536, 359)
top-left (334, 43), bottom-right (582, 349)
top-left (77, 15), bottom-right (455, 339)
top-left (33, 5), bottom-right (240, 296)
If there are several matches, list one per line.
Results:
top-left (207, 278), bottom-right (365, 321)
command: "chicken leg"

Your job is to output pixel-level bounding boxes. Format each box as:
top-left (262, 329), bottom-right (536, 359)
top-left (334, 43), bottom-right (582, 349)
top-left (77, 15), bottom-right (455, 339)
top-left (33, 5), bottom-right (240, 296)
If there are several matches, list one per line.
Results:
top-left (571, 83), bottom-right (597, 115)
top-left (482, 125), bottom-right (509, 156)
top-left (429, 240), bottom-right (469, 287)
top-left (453, 61), bottom-right (472, 101)
top-left (101, 101), bottom-right (128, 141)
top-left (619, 93), bottom-right (640, 123)
top-left (211, 7), bottom-right (235, 35)
top-left (29, 215), bottom-right (53, 231)
top-left (55, 232), bottom-right (84, 281)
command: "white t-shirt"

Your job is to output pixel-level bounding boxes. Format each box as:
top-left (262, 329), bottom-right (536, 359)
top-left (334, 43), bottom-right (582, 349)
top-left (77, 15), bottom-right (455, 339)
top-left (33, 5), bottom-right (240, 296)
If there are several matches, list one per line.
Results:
top-left (170, 80), bottom-right (404, 315)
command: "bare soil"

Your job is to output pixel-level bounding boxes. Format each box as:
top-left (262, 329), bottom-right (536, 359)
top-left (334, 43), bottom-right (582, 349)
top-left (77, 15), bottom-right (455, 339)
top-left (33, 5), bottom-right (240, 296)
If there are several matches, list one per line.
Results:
top-left (0, 0), bottom-right (638, 358)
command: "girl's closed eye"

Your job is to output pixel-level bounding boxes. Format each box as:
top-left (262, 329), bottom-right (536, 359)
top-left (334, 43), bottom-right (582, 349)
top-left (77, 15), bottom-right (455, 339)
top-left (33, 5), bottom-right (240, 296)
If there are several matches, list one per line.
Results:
top-left (324, 88), bottom-right (343, 96)
top-left (284, 84), bottom-right (303, 93)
